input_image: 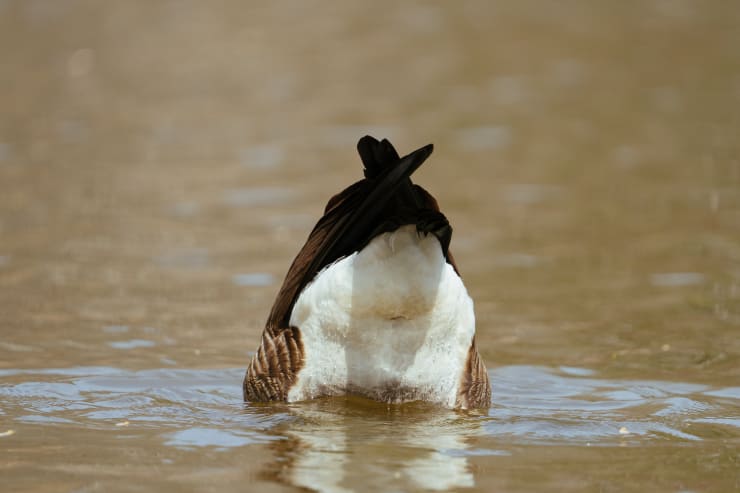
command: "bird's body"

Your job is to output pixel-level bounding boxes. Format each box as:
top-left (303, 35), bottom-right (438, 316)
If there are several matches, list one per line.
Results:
top-left (287, 224), bottom-right (476, 407)
top-left (244, 136), bottom-right (490, 409)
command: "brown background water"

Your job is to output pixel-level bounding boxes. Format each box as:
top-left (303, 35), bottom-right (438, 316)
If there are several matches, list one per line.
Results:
top-left (1, 1), bottom-right (739, 492)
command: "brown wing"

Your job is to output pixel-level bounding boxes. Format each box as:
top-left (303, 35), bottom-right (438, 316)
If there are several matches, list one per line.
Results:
top-left (243, 326), bottom-right (304, 401)
top-left (455, 338), bottom-right (491, 409)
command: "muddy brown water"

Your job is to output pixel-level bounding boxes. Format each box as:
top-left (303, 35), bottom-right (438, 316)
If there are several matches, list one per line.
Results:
top-left (1, 2), bottom-right (739, 492)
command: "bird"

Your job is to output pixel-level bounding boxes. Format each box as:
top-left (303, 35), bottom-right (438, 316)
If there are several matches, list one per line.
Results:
top-left (243, 136), bottom-right (490, 409)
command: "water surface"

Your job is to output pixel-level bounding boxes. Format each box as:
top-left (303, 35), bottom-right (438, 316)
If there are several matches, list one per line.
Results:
top-left (2, 366), bottom-right (738, 492)
top-left (1, 1), bottom-right (739, 492)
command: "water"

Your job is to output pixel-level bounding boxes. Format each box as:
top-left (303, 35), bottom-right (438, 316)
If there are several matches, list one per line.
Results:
top-left (2, 1), bottom-right (740, 492)
top-left (2, 366), bottom-right (737, 492)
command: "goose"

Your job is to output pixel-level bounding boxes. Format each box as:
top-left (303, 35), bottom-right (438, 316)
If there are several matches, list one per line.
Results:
top-left (243, 136), bottom-right (490, 409)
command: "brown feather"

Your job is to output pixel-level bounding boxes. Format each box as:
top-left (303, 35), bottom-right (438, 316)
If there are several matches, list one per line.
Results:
top-left (455, 338), bottom-right (491, 409)
top-left (243, 327), bottom-right (304, 401)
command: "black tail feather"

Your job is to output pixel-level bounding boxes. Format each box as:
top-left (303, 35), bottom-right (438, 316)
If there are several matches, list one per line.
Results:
top-left (357, 135), bottom-right (402, 179)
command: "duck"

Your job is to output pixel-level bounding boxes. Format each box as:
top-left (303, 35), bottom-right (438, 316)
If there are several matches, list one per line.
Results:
top-left (243, 136), bottom-right (490, 409)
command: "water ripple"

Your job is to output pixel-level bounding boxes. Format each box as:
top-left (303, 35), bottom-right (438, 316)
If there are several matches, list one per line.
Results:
top-left (0, 366), bottom-right (736, 448)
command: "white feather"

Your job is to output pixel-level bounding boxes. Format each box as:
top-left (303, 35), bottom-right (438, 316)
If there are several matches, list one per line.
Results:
top-left (288, 224), bottom-right (475, 407)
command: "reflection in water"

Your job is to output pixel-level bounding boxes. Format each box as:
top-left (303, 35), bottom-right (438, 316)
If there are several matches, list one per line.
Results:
top-left (1, 366), bottom-right (738, 491)
top-left (270, 399), bottom-right (480, 492)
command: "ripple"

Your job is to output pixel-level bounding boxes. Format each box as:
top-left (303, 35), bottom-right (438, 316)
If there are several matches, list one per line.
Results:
top-left (499, 184), bottom-right (564, 205)
top-left (108, 339), bottom-right (156, 350)
top-left (690, 417), bottom-right (740, 428)
top-left (558, 366), bottom-right (596, 377)
top-left (454, 125), bottom-right (512, 151)
top-left (491, 253), bottom-right (540, 268)
top-left (0, 366), bottom-right (736, 448)
top-left (232, 272), bottom-right (275, 287)
top-left (239, 144), bottom-right (285, 169)
top-left (168, 201), bottom-right (200, 218)
top-left (165, 427), bottom-right (277, 449)
top-left (650, 272), bottom-right (706, 287)
top-left (154, 249), bottom-right (210, 269)
top-left (704, 386), bottom-right (740, 399)
top-left (102, 325), bottom-right (129, 334)
top-left (222, 187), bottom-right (294, 207)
